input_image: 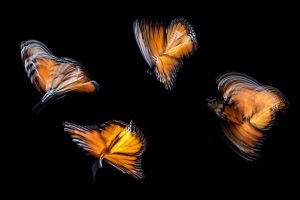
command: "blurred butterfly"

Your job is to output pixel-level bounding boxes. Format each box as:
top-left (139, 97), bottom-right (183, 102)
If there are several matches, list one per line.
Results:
top-left (63, 120), bottom-right (146, 180)
top-left (21, 40), bottom-right (99, 111)
top-left (208, 72), bottom-right (288, 161)
top-left (134, 18), bottom-right (197, 89)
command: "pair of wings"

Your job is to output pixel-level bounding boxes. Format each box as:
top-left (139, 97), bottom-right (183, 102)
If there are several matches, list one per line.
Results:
top-left (215, 72), bottom-right (287, 161)
top-left (134, 18), bottom-right (197, 89)
top-left (21, 40), bottom-right (99, 106)
top-left (63, 120), bottom-right (146, 179)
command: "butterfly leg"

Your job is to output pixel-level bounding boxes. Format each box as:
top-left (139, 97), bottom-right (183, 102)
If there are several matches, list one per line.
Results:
top-left (91, 157), bottom-right (103, 181)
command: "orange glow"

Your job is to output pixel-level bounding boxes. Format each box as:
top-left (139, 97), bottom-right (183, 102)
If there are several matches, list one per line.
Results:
top-left (134, 18), bottom-right (197, 89)
top-left (209, 72), bottom-right (288, 161)
top-left (64, 120), bottom-right (146, 179)
top-left (21, 40), bottom-right (99, 107)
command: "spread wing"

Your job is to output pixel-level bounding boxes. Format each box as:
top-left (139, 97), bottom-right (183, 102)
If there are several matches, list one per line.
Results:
top-left (249, 88), bottom-right (287, 130)
top-left (134, 18), bottom-right (197, 89)
top-left (64, 120), bottom-right (146, 179)
top-left (222, 122), bottom-right (263, 161)
top-left (102, 121), bottom-right (146, 179)
top-left (63, 122), bottom-right (106, 158)
top-left (46, 58), bottom-right (99, 96)
top-left (21, 40), bottom-right (57, 93)
top-left (21, 40), bottom-right (99, 105)
top-left (215, 72), bottom-right (288, 161)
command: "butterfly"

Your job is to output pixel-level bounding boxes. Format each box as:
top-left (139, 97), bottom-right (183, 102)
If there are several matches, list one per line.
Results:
top-left (21, 40), bottom-right (99, 110)
top-left (63, 120), bottom-right (146, 180)
top-left (134, 18), bottom-right (197, 89)
top-left (207, 72), bottom-right (288, 161)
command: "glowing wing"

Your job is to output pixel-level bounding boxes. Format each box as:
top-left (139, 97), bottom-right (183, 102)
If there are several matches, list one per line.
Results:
top-left (103, 121), bottom-right (146, 179)
top-left (213, 72), bottom-right (288, 161)
top-left (222, 122), bottom-right (263, 161)
top-left (21, 40), bottom-right (99, 106)
top-left (64, 121), bottom-right (146, 179)
top-left (63, 122), bottom-right (105, 158)
top-left (134, 18), bottom-right (197, 89)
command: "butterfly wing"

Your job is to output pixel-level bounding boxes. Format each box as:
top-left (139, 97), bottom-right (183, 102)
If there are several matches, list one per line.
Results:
top-left (164, 18), bottom-right (197, 58)
top-left (134, 18), bottom-right (197, 89)
top-left (64, 121), bottom-right (146, 179)
top-left (21, 40), bottom-right (99, 105)
top-left (217, 72), bottom-right (262, 101)
top-left (134, 20), bottom-right (165, 69)
top-left (102, 121), bottom-right (146, 179)
top-left (46, 58), bottom-right (99, 96)
top-left (63, 122), bottom-right (106, 158)
top-left (215, 72), bottom-right (288, 161)
top-left (249, 88), bottom-right (287, 130)
top-left (222, 122), bottom-right (263, 161)
top-left (155, 18), bottom-right (197, 89)
top-left (21, 40), bottom-right (57, 93)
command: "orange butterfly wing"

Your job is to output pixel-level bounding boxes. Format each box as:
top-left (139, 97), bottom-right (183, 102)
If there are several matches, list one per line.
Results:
top-left (45, 60), bottom-right (98, 95)
top-left (250, 89), bottom-right (287, 130)
top-left (102, 121), bottom-right (146, 179)
top-left (64, 122), bottom-right (106, 158)
top-left (134, 18), bottom-right (197, 89)
top-left (21, 40), bottom-right (99, 106)
top-left (32, 58), bottom-right (55, 92)
top-left (64, 121), bottom-right (146, 179)
top-left (214, 72), bottom-right (288, 161)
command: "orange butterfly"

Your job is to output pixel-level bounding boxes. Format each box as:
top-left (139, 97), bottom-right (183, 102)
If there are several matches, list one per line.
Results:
top-left (63, 120), bottom-right (146, 180)
top-left (21, 40), bottom-right (99, 110)
top-left (208, 72), bottom-right (288, 161)
top-left (134, 18), bottom-right (197, 89)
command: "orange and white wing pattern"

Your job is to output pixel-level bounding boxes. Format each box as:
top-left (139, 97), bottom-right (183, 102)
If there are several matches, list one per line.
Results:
top-left (21, 40), bottom-right (56, 93)
top-left (134, 18), bottom-right (197, 89)
top-left (63, 120), bottom-right (146, 179)
top-left (21, 40), bottom-right (99, 105)
top-left (209, 72), bottom-right (288, 161)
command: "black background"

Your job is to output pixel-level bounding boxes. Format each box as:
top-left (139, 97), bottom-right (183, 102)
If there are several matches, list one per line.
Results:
top-left (3, 2), bottom-right (299, 196)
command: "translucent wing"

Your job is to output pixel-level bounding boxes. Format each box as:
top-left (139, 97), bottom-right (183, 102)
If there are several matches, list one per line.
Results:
top-left (46, 58), bottom-right (98, 96)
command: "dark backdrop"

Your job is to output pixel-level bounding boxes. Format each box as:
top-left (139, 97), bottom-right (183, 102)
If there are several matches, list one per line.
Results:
top-left (3, 2), bottom-right (298, 197)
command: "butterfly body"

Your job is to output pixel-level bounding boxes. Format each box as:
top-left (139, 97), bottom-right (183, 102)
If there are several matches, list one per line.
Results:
top-left (208, 72), bottom-right (288, 161)
top-left (21, 40), bottom-right (99, 109)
